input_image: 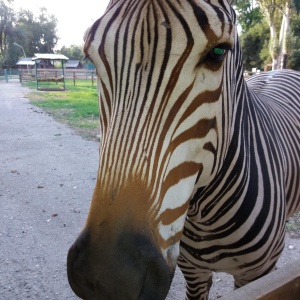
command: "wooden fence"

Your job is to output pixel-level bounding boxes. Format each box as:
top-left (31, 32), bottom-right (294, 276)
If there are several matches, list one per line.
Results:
top-left (18, 69), bottom-right (97, 86)
top-left (219, 259), bottom-right (300, 300)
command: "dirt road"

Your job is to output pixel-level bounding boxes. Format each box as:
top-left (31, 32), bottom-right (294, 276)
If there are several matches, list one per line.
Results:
top-left (0, 81), bottom-right (299, 299)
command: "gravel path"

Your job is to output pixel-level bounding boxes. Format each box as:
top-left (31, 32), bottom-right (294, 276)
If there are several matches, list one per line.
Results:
top-left (0, 80), bottom-right (299, 299)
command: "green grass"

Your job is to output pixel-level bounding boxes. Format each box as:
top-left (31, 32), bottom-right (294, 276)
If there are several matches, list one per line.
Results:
top-left (286, 211), bottom-right (300, 237)
top-left (26, 79), bottom-right (100, 140)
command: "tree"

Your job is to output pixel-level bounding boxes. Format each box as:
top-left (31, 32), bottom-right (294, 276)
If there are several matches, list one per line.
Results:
top-left (14, 7), bottom-right (58, 56)
top-left (35, 7), bottom-right (58, 53)
top-left (257, 0), bottom-right (300, 69)
top-left (13, 9), bottom-right (36, 57)
top-left (256, 0), bottom-right (281, 69)
top-left (0, 0), bottom-right (15, 67)
top-left (235, 0), bottom-right (300, 70)
top-left (287, 13), bottom-right (300, 69)
top-left (0, 6), bottom-right (59, 68)
top-left (280, 0), bottom-right (300, 68)
top-left (235, 0), bottom-right (263, 32)
top-left (59, 44), bottom-right (84, 61)
top-left (240, 21), bottom-right (271, 70)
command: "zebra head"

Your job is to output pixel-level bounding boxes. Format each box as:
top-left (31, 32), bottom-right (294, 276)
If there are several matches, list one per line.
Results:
top-left (68, 0), bottom-right (236, 299)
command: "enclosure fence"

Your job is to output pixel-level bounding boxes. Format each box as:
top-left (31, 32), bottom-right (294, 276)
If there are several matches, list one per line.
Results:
top-left (16, 69), bottom-right (97, 86)
top-left (0, 69), bottom-right (19, 82)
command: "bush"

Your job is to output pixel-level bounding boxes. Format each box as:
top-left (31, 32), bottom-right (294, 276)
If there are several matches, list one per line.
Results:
top-left (240, 21), bottom-right (271, 71)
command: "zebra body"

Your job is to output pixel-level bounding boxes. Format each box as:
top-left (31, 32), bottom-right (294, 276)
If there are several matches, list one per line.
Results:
top-left (179, 69), bottom-right (300, 298)
top-left (67, 1), bottom-right (300, 299)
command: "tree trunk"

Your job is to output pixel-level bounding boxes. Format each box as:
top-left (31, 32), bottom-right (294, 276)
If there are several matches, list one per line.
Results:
top-left (278, 0), bottom-right (291, 69)
top-left (269, 21), bottom-right (279, 70)
top-left (258, 1), bottom-right (279, 70)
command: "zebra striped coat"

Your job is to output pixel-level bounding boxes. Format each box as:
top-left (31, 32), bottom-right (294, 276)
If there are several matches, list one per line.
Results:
top-left (67, 1), bottom-right (300, 299)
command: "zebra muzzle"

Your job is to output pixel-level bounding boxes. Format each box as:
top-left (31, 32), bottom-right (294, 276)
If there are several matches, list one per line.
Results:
top-left (67, 228), bottom-right (174, 299)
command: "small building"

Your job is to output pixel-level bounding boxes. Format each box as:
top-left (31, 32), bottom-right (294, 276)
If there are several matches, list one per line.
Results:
top-left (65, 60), bottom-right (83, 69)
top-left (14, 58), bottom-right (35, 69)
top-left (32, 53), bottom-right (69, 91)
top-left (32, 53), bottom-right (69, 69)
top-left (38, 59), bottom-right (55, 69)
top-left (14, 57), bottom-right (57, 69)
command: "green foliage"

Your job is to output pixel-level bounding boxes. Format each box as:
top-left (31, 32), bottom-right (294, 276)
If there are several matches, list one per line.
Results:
top-left (59, 44), bottom-right (84, 62)
top-left (0, 1), bottom-right (58, 69)
top-left (238, 0), bottom-right (300, 70)
top-left (240, 21), bottom-right (271, 70)
top-left (292, 0), bottom-right (300, 13)
top-left (235, 0), bottom-right (263, 32)
top-left (288, 50), bottom-right (300, 69)
top-left (287, 14), bottom-right (300, 69)
top-left (13, 8), bottom-right (58, 56)
top-left (0, 0), bottom-right (15, 67)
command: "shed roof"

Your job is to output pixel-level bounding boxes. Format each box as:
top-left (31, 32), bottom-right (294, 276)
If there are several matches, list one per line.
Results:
top-left (16, 58), bottom-right (35, 66)
top-left (65, 60), bottom-right (82, 68)
top-left (32, 53), bottom-right (69, 61)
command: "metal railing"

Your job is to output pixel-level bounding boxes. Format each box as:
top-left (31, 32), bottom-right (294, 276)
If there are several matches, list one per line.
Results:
top-left (0, 69), bottom-right (20, 82)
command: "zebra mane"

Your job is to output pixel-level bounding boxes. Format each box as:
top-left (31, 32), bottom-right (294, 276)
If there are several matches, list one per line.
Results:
top-left (106, 0), bottom-right (236, 8)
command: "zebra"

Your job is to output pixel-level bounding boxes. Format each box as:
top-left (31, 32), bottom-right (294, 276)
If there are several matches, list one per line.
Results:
top-left (67, 0), bottom-right (300, 299)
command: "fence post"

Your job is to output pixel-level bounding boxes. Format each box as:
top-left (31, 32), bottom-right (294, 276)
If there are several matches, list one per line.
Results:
top-left (19, 69), bottom-right (22, 83)
top-left (73, 71), bottom-right (76, 86)
top-left (62, 60), bottom-right (66, 90)
top-left (35, 62), bottom-right (38, 90)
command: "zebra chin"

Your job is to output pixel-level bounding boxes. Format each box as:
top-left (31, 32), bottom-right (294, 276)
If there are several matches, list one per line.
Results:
top-left (67, 228), bottom-right (175, 300)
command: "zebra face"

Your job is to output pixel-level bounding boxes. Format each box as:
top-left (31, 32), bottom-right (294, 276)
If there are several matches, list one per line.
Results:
top-left (68, 0), bottom-right (235, 299)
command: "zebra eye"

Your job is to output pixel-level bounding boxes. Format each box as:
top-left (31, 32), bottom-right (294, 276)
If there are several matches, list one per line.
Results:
top-left (213, 47), bottom-right (225, 56)
top-left (208, 45), bottom-right (229, 61)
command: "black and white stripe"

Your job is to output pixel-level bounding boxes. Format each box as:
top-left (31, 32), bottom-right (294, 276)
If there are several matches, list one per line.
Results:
top-left (78, 1), bottom-right (300, 299)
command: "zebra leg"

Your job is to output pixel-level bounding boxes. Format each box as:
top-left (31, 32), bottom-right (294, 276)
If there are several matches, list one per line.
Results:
top-left (178, 256), bottom-right (212, 300)
top-left (233, 261), bottom-right (277, 288)
top-left (233, 235), bottom-right (285, 288)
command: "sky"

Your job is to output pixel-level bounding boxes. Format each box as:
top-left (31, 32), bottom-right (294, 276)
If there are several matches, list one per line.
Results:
top-left (13, 0), bottom-right (110, 48)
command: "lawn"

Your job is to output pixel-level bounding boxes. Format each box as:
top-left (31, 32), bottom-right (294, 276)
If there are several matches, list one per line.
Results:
top-left (26, 79), bottom-right (100, 140)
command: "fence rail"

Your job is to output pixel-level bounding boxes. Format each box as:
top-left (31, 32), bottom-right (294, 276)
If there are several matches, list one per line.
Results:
top-left (16, 69), bottom-right (97, 86)
top-left (0, 69), bottom-right (19, 81)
